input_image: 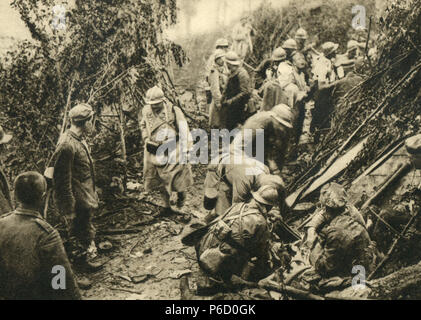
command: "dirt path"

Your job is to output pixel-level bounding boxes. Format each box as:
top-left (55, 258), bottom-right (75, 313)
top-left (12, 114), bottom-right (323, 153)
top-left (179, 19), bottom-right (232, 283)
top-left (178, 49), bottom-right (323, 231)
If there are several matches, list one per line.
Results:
top-left (81, 166), bottom-right (207, 300)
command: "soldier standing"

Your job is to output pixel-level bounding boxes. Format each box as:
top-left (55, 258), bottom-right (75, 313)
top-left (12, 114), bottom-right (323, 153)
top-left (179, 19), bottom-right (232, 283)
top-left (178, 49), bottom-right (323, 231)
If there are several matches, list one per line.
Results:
top-left (53, 103), bottom-right (102, 287)
top-left (0, 125), bottom-right (13, 216)
top-left (221, 51), bottom-right (252, 131)
top-left (0, 172), bottom-right (81, 299)
top-left (140, 86), bottom-right (194, 218)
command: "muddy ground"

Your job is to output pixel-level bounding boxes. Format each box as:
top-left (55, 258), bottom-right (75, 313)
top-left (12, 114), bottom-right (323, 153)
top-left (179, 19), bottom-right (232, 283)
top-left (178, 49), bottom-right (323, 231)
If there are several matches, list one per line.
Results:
top-left (80, 165), bottom-right (207, 300)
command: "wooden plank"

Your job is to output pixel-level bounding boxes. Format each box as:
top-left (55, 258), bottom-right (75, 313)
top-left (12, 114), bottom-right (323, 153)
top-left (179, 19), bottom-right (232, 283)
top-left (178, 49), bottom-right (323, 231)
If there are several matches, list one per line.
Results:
top-left (286, 137), bottom-right (368, 208)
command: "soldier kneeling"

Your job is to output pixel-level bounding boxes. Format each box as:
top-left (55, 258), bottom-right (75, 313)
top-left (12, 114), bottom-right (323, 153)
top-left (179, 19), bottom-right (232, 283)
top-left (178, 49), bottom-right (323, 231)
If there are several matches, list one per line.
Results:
top-left (194, 185), bottom-right (279, 294)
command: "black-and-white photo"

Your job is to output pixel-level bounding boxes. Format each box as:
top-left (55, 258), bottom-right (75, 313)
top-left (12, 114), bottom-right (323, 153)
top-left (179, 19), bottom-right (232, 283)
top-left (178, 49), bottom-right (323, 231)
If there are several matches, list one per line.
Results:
top-left (0, 0), bottom-right (420, 302)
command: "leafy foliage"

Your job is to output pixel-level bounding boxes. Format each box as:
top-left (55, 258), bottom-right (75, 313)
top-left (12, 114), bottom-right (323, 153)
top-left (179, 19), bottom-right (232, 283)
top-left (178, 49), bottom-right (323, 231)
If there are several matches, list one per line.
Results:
top-left (0, 0), bottom-right (186, 203)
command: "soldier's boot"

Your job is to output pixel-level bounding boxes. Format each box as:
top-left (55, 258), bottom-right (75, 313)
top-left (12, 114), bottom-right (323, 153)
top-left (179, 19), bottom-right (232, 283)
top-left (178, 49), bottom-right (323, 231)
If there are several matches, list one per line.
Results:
top-left (76, 275), bottom-right (92, 290)
top-left (73, 253), bottom-right (104, 274)
top-left (176, 192), bottom-right (186, 208)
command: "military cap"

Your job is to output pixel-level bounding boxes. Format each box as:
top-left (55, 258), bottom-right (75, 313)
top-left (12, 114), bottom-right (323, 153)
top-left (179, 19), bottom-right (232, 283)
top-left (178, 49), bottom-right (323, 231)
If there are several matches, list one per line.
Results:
top-left (225, 51), bottom-right (241, 65)
top-left (272, 47), bottom-right (287, 62)
top-left (214, 49), bottom-right (226, 61)
top-left (295, 28), bottom-right (308, 40)
top-left (0, 125), bottom-right (12, 144)
top-left (252, 185), bottom-right (279, 206)
top-left (215, 38), bottom-right (229, 48)
top-left (347, 40), bottom-right (359, 51)
top-left (322, 42), bottom-right (339, 57)
top-left (319, 182), bottom-right (347, 209)
top-left (282, 38), bottom-right (298, 50)
top-left (146, 86), bottom-right (165, 105)
top-left (69, 103), bottom-right (94, 122)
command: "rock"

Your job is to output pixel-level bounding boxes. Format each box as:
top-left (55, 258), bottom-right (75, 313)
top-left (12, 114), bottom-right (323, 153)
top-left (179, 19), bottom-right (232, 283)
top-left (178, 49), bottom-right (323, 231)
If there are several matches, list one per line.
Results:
top-left (169, 269), bottom-right (192, 279)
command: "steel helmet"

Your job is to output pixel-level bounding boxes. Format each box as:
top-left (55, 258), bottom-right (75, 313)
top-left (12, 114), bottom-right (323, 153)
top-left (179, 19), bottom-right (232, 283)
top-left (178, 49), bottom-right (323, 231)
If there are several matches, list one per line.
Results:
top-left (257, 174), bottom-right (286, 194)
top-left (214, 49), bottom-right (226, 61)
top-left (270, 104), bottom-right (294, 129)
top-left (145, 86), bottom-right (165, 105)
top-left (295, 28), bottom-right (308, 40)
top-left (252, 185), bottom-right (279, 207)
top-left (322, 42), bottom-right (339, 56)
top-left (347, 40), bottom-right (359, 51)
top-left (225, 51), bottom-right (241, 65)
top-left (271, 47), bottom-right (287, 62)
top-left (319, 182), bottom-right (347, 209)
top-left (282, 38), bottom-right (298, 50)
top-left (215, 38), bottom-right (229, 48)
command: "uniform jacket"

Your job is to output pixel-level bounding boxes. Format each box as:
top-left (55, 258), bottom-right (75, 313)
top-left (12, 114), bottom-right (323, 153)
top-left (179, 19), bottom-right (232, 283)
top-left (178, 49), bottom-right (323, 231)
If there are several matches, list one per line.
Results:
top-left (204, 153), bottom-right (270, 215)
top-left (0, 208), bottom-right (81, 300)
top-left (197, 201), bottom-right (270, 279)
top-left (236, 111), bottom-right (290, 175)
top-left (310, 210), bottom-right (375, 278)
top-left (0, 167), bottom-right (12, 215)
top-left (221, 67), bottom-right (251, 130)
top-left (208, 63), bottom-right (228, 128)
top-left (53, 130), bottom-right (98, 216)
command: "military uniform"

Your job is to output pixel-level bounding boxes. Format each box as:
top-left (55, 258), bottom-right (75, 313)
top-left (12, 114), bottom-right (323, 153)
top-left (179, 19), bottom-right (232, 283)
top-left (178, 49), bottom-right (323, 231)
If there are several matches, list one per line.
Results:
top-left (196, 201), bottom-right (271, 282)
top-left (140, 103), bottom-right (193, 194)
top-left (221, 66), bottom-right (252, 131)
top-left (53, 129), bottom-right (98, 259)
top-left (204, 153), bottom-right (270, 216)
top-left (232, 109), bottom-right (291, 176)
top-left (208, 62), bottom-right (228, 128)
top-left (0, 208), bottom-right (81, 299)
top-left (0, 167), bottom-right (12, 216)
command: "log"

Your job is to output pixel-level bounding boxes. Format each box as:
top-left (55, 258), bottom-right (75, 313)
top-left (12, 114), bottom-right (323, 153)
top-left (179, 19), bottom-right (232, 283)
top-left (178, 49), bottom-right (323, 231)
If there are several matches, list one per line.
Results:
top-left (336, 263), bottom-right (421, 300)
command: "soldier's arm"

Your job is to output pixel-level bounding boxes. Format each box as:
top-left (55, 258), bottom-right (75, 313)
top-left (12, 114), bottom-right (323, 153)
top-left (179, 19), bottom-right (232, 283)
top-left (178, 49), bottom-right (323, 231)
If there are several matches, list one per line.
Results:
top-left (139, 109), bottom-right (149, 142)
top-left (314, 228), bottom-right (342, 277)
top-left (209, 69), bottom-right (222, 108)
top-left (39, 228), bottom-right (81, 300)
top-left (53, 143), bottom-right (76, 217)
top-left (224, 71), bottom-right (251, 106)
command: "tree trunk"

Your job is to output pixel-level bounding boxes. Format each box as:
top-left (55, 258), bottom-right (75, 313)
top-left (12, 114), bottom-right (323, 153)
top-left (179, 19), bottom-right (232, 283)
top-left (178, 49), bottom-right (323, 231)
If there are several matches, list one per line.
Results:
top-left (329, 263), bottom-right (421, 300)
top-left (114, 103), bottom-right (127, 193)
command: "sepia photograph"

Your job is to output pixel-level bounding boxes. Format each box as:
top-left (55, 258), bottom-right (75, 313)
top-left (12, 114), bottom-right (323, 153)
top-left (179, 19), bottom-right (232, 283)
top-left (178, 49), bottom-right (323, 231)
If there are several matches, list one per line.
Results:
top-left (0, 0), bottom-right (420, 304)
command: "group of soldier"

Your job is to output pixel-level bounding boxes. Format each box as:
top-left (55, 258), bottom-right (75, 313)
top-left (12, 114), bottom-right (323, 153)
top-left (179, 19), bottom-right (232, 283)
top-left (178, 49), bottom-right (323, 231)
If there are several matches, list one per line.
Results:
top-left (183, 24), bottom-right (417, 298)
top-left (0, 19), bottom-right (418, 300)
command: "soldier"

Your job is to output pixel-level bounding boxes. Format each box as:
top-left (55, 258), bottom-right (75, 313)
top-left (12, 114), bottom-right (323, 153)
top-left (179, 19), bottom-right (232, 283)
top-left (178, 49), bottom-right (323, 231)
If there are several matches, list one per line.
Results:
top-left (310, 58), bottom-right (363, 142)
top-left (204, 39), bottom-right (230, 114)
top-left (52, 103), bottom-right (103, 285)
top-left (205, 38), bottom-right (229, 84)
top-left (0, 171), bottom-right (81, 299)
top-left (302, 183), bottom-right (376, 279)
top-left (277, 39), bottom-right (298, 88)
top-left (312, 42), bottom-right (339, 85)
top-left (231, 16), bottom-right (254, 60)
top-left (0, 125), bottom-right (13, 216)
top-left (208, 49), bottom-right (228, 129)
top-left (221, 51), bottom-right (252, 131)
top-left (140, 86), bottom-right (194, 218)
top-left (295, 28), bottom-right (308, 52)
top-left (203, 151), bottom-right (285, 221)
top-left (260, 48), bottom-right (291, 111)
top-left (232, 104), bottom-right (293, 177)
top-left (195, 185), bottom-right (279, 286)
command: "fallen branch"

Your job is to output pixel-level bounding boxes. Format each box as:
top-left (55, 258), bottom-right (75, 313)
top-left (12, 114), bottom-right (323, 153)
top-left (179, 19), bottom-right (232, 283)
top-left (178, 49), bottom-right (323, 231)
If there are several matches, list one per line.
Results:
top-left (106, 286), bottom-right (143, 295)
top-left (368, 205), bottom-right (420, 280)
